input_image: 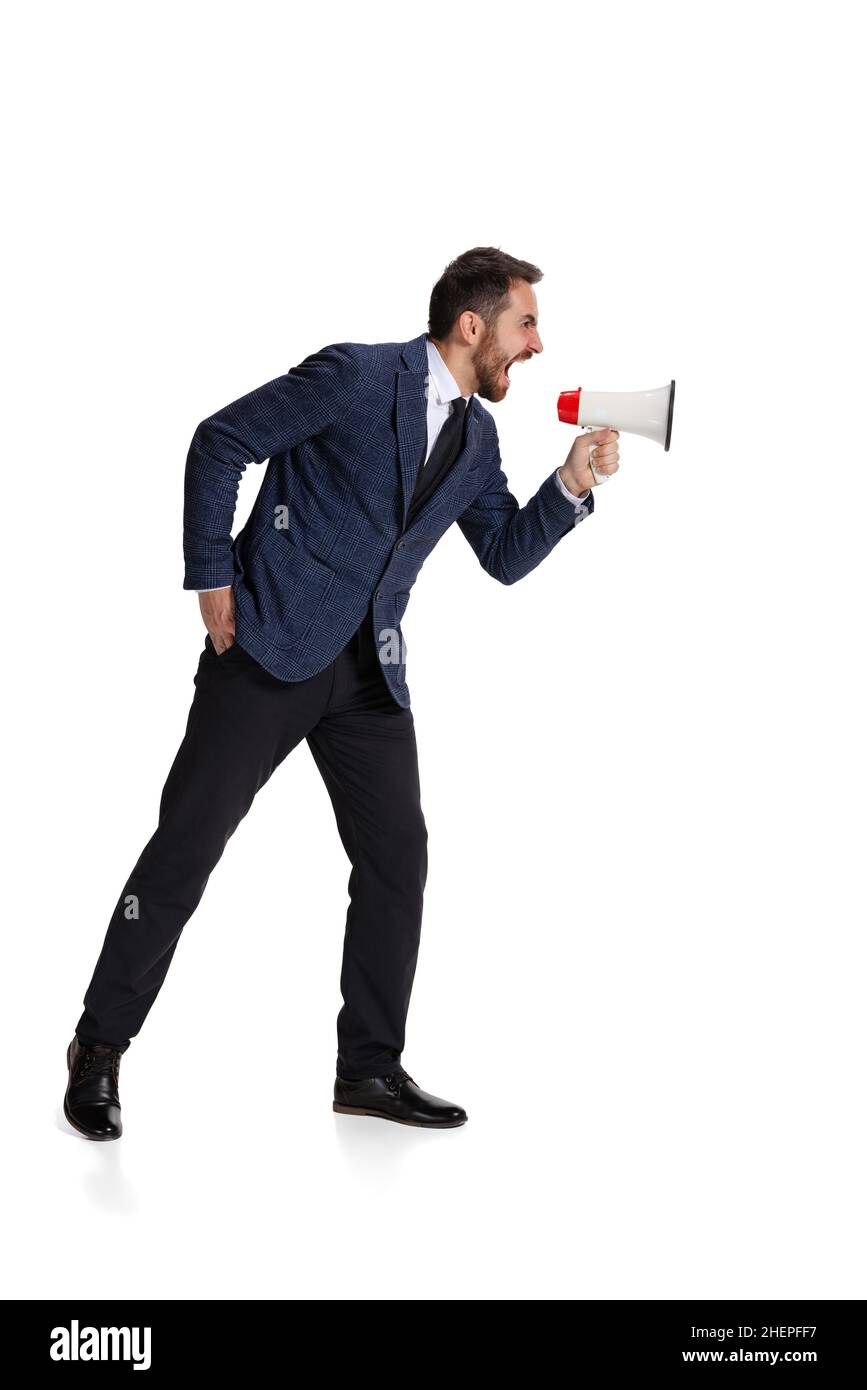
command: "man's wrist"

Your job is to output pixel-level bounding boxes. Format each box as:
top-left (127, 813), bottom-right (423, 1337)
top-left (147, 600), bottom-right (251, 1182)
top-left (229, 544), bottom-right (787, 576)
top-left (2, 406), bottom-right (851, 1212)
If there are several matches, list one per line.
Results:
top-left (556, 466), bottom-right (590, 501)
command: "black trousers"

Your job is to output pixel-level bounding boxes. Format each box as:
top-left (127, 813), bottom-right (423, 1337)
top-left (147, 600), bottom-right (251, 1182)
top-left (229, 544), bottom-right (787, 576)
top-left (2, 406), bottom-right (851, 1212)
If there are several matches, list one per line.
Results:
top-left (74, 606), bottom-right (428, 1080)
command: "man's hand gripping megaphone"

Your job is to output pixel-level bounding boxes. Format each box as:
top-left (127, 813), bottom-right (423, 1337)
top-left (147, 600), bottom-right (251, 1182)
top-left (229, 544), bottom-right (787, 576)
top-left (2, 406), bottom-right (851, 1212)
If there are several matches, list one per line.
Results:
top-left (558, 427), bottom-right (620, 496)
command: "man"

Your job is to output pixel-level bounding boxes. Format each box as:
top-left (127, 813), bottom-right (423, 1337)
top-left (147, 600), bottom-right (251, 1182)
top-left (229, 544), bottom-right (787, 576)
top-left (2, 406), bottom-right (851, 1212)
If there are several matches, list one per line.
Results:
top-left (64, 246), bottom-right (620, 1139)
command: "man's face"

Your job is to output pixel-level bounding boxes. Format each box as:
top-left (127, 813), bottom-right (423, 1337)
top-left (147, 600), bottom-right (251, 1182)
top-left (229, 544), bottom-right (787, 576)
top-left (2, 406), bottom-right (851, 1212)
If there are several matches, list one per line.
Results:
top-left (471, 280), bottom-right (543, 403)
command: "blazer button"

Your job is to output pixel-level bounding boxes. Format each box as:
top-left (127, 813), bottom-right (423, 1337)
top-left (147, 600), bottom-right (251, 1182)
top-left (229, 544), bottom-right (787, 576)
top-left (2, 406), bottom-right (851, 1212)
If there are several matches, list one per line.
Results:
top-left (376, 589), bottom-right (383, 599)
top-left (396, 541), bottom-right (405, 550)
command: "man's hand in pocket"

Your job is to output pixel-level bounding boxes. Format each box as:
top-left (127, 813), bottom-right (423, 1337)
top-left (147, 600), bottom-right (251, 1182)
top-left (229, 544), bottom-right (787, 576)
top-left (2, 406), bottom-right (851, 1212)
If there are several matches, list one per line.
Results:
top-left (198, 586), bottom-right (236, 654)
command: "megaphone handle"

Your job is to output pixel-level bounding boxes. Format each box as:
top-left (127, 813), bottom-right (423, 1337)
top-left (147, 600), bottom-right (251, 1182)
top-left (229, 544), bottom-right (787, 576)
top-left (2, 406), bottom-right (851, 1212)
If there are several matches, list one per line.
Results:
top-left (578, 426), bottom-right (610, 485)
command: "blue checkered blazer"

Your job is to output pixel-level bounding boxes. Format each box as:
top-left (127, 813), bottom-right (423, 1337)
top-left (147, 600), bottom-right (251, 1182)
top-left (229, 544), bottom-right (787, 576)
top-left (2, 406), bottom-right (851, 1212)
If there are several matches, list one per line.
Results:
top-left (183, 329), bottom-right (594, 708)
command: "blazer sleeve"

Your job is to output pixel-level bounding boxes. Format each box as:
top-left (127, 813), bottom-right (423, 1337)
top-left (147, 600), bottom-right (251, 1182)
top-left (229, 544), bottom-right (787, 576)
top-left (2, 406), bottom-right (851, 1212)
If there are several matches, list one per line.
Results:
top-left (182, 342), bottom-right (366, 591)
top-left (456, 421), bottom-right (595, 585)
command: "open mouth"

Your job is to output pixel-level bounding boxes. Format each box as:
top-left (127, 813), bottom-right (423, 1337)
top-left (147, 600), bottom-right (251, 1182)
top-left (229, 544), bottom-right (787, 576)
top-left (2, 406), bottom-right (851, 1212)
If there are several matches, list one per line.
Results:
top-left (502, 356), bottom-right (524, 385)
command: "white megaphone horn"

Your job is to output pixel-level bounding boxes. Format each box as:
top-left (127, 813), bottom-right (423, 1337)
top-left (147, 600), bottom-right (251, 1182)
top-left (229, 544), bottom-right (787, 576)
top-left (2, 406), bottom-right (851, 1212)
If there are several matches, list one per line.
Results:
top-left (557, 380), bottom-right (675, 484)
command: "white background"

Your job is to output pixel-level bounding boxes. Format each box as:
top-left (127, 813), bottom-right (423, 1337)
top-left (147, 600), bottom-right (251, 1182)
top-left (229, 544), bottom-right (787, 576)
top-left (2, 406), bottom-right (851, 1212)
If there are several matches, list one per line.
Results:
top-left (3, 0), bottom-right (864, 1300)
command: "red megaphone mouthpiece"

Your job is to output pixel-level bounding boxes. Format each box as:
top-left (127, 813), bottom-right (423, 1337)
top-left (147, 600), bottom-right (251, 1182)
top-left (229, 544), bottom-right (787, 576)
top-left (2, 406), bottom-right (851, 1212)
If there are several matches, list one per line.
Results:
top-left (557, 390), bottom-right (582, 426)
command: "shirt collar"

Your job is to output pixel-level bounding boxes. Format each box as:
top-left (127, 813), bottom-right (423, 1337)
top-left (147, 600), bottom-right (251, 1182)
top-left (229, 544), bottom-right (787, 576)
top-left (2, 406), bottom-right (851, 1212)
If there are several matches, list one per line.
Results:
top-left (425, 336), bottom-right (473, 407)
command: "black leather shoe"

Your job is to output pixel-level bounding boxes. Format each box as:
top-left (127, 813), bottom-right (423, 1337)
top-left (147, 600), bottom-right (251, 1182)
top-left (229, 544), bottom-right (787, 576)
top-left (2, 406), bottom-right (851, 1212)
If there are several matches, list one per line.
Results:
top-left (63, 1037), bottom-right (123, 1140)
top-left (333, 1067), bottom-right (467, 1127)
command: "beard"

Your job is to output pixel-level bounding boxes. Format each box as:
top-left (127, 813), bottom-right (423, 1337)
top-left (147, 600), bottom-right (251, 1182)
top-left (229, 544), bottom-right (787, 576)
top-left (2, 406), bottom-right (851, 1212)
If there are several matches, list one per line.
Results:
top-left (471, 329), bottom-right (516, 403)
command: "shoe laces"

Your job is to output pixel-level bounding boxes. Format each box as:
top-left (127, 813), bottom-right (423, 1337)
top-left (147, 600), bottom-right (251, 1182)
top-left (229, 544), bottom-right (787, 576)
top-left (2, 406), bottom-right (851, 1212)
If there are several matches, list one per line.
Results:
top-left (383, 1068), bottom-right (414, 1094)
top-left (77, 1045), bottom-right (121, 1083)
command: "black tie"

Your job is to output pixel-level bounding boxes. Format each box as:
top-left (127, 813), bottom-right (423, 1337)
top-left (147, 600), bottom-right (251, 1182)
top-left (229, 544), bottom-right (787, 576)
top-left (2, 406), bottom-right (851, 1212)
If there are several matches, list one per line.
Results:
top-left (406, 395), bottom-right (468, 525)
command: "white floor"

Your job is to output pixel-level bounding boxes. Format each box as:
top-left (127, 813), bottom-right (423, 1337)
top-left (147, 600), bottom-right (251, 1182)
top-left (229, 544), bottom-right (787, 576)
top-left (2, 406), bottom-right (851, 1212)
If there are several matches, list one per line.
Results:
top-left (11, 609), bottom-right (867, 1298)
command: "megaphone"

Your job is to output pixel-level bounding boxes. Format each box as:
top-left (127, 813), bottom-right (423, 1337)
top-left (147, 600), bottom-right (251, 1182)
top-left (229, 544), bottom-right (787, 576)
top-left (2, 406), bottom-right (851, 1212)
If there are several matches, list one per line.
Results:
top-left (557, 380), bottom-right (675, 484)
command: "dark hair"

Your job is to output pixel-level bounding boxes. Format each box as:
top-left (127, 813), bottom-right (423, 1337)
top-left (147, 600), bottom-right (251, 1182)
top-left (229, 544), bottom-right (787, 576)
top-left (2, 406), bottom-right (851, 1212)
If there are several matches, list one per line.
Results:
top-left (427, 246), bottom-right (543, 341)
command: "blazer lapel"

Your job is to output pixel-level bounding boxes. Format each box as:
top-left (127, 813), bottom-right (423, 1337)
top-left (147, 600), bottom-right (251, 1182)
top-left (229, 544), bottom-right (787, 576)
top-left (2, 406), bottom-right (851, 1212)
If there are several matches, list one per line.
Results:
top-left (395, 368), bottom-right (428, 529)
top-left (395, 332), bottom-right (484, 531)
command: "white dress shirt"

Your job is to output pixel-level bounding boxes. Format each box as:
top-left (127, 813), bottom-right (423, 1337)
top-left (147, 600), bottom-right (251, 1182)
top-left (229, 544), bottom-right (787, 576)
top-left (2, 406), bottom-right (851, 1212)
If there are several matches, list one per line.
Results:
top-left (196, 337), bottom-right (590, 591)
